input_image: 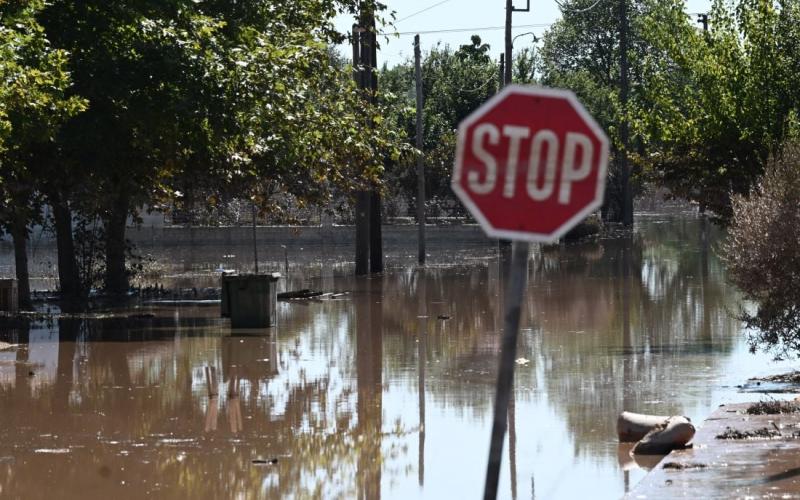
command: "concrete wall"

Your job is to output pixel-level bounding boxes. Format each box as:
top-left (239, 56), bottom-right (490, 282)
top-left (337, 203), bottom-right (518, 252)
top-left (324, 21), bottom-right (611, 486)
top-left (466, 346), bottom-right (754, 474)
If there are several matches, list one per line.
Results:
top-left (126, 224), bottom-right (488, 249)
top-left (1, 224), bottom-right (488, 248)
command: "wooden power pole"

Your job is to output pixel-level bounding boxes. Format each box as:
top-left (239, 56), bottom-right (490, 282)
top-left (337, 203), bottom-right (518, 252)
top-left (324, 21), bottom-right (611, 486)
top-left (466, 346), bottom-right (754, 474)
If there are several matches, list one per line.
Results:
top-left (504, 0), bottom-right (514, 86)
top-left (415, 34), bottom-right (426, 265)
top-left (498, 53), bottom-right (505, 91)
top-left (499, 4), bottom-right (511, 256)
top-left (360, 6), bottom-right (383, 274)
top-left (619, 0), bottom-right (633, 226)
top-left (498, 0), bottom-right (529, 263)
top-left (352, 24), bottom-right (370, 276)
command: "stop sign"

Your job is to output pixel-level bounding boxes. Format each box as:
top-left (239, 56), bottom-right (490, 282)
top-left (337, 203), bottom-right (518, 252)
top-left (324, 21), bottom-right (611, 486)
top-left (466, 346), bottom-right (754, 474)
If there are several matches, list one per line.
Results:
top-left (452, 85), bottom-right (609, 242)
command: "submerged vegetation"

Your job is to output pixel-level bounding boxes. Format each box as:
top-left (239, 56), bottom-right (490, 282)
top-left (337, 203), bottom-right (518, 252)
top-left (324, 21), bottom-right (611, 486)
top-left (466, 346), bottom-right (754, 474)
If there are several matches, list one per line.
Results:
top-left (716, 427), bottom-right (782, 440)
top-left (745, 399), bottom-right (800, 416)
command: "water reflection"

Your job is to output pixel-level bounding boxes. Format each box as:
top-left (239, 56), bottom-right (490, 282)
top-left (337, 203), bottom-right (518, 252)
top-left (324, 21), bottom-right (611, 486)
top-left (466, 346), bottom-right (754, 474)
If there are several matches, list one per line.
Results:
top-left (0, 215), bottom-right (784, 499)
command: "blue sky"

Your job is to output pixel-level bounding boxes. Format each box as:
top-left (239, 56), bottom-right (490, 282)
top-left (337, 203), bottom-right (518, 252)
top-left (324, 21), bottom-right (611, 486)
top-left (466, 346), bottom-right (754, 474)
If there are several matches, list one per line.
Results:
top-left (335, 0), bottom-right (713, 68)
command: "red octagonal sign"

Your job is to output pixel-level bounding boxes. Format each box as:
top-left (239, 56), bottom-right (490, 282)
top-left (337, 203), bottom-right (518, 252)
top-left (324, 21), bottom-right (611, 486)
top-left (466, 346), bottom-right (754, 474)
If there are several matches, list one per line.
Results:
top-left (452, 85), bottom-right (609, 243)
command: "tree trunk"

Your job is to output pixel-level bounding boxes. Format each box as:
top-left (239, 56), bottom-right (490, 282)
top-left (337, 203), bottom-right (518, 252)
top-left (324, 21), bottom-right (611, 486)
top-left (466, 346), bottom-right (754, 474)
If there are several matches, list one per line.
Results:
top-left (52, 200), bottom-right (82, 311)
top-left (104, 190), bottom-right (130, 297)
top-left (10, 213), bottom-right (32, 311)
top-left (369, 190), bottom-right (383, 273)
top-left (355, 190), bottom-right (370, 276)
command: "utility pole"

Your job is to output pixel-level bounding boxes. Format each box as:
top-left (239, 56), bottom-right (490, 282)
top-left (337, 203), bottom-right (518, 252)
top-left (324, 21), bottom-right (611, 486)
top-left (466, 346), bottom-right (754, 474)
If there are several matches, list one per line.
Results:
top-left (505, 0), bottom-right (513, 86)
top-left (504, 0), bottom-right (531, 86)
top-left (619, 0), bottom-right (633, 227)
top-left (499, 2), bottom-right (530, 258)
top-left (415, 34), bottom-right (426, 265)
top-left (353, 24), bottom-right (370, 276)
top-left (697, 13), bottom-right (709, 32)
top-left (361, 4), bottom-right (384, 274)
top-left (498, 53), bottom-right (505, 91)
top-left (500, 4), bottom-right (511, 258)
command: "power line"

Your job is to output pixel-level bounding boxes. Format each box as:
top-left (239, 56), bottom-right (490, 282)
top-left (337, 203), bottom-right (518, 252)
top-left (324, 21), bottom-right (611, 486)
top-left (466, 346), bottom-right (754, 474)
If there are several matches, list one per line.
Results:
top-left (384, 23), bottom-right (552, 37)
top-left (554, 0), bottom-right (606, 14)
top-left (395, 0), bottom-right (454, 24)
top-left (453, 71), bottom-right (499, 94)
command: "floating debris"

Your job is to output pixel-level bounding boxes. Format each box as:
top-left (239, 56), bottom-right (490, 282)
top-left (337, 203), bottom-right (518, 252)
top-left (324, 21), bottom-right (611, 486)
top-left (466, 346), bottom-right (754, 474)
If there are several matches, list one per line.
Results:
top-left (750, 371), bottom-right (800, 384)
top-left (716, 426), bottom-right (781, 440)
top-left (663, 461), bottom-right (708, 470)
top-left (746, 400), bottom-right (800, 415)
top-left (34, 448), bottom-right (71, 454)
top-left (0, 342), bottom-right (18, 351)
top-left (515, 358), bottom-right (530, 365)
top-left (277, 289), bottom-right (323, 300)
top-left (252, 458), bottom-right (279, 466)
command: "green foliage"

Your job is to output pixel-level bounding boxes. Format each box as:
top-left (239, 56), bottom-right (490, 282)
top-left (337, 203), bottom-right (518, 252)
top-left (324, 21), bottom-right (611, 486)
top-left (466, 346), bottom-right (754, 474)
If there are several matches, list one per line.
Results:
top-left (513, 47), bottom-right (538, 85)
top-left (539, 0), bottom-right (649, 221)
top-left (0, 0), bottom-right (403, 297)
top-left (633, 0), bottom-right (800, 220)
top-left (35, 0), bottom-right (403, 216)
top-left (0, 0), bottom-right (86, 229)
top-left (723, 145), bottom-right (800, 355)
top-left (539, 0), bottom-right (627, 89)
top-left (380, 36), bottom-right (502, 214)
top-left (539, 0), bottom-right (800, 221)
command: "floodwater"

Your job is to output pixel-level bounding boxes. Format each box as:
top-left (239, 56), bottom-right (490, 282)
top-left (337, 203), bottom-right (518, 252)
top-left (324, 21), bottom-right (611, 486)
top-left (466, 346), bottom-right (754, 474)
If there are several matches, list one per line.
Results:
top-left (0, 214), bottom-right (792, 499)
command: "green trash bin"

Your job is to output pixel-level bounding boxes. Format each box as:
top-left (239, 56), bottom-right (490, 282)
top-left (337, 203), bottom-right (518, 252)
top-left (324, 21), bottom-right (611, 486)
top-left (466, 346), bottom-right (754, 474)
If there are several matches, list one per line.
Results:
top-left (223, 273), bottom-right (281, 329)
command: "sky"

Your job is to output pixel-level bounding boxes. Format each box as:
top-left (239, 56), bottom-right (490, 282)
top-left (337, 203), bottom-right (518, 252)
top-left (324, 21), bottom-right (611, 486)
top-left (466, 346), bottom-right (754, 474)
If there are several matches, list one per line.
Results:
top-left (334, 0), bottom-right (713, 68)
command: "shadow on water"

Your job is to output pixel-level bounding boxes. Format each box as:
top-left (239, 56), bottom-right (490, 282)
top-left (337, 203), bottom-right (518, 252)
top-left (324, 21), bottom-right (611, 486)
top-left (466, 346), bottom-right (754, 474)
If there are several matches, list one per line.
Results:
top-left (0, 214), bottom-right (771, 499)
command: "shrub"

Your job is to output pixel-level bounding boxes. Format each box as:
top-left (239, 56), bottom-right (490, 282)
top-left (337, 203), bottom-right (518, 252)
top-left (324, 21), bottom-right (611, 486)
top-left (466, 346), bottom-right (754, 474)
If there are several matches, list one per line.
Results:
top-left (724, 145), bottom-right (800, 355)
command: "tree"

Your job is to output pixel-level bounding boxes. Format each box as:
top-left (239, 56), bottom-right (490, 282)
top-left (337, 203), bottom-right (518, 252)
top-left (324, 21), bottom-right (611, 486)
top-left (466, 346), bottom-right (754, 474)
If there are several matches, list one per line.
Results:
top-left (35, 0), bottom-right (401, 301)
top-left (539, 0), bottom-right (800, 222)
top-left (380, 36), bottom-right (501, 216)
top-left (538, 0), bottom-right (648, 223)
top-left (723, 145), bottom-right (800, 356)
top-left (632, 0), bottom-right (800, 221)
top-left (0, 0), bottom-right (86, 309)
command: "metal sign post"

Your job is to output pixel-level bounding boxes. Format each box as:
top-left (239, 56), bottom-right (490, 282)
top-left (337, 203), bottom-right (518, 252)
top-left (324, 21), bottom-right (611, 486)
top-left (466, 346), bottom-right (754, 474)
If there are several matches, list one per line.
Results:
top-left (484, 240), bottom-right (529, 500)
top-left (450, 85), bottom-right (609, 500)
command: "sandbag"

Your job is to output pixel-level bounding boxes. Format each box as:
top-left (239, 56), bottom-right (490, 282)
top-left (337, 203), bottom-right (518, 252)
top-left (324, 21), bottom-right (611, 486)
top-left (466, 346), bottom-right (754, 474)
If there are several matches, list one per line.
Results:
top-left (632, 416), bottom-right (695, 455)
top-left (618, 411), bottom-right (671, 442)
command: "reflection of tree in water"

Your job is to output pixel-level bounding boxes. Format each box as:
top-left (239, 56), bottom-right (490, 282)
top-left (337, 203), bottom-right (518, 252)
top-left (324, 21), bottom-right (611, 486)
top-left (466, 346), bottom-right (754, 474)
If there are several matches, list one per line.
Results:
top-left (527, 217), bottom-right (742, 459)
top-left (0, 216), bottom-right (749, 497)
top-left (377, 264), bottom-right (505, 418)
top-left (0, 300), bottom-right (405, 499)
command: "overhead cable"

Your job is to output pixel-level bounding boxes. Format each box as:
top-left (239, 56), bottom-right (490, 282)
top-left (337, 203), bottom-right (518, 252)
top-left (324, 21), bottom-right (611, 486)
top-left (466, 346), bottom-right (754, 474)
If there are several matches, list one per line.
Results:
top-left (395, 0), bottom-right (454, 24)
top-left (554, 0), bottom-right (606, 14)
top-left (384, 23), bottom-right (552, 37)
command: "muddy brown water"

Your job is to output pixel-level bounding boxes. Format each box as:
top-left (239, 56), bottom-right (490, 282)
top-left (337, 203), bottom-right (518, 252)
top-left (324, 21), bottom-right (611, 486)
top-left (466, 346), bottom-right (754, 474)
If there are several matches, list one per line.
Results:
top-left (0, 214), bottom-right (794, 499)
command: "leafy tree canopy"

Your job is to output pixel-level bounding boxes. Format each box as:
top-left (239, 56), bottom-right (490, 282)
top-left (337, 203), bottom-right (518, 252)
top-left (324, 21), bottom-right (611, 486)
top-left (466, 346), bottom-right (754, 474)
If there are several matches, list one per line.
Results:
top-left (0, 0), bottom-right (86, 223)
top-left (633, 0), bottom-right (800, 220)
